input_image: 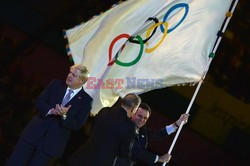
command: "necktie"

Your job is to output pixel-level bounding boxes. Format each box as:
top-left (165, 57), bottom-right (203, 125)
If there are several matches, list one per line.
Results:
top-left (61, 89), bottom-right (73, 106)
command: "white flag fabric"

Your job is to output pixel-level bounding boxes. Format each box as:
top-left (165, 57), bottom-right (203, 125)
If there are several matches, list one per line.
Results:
top-left (65, 0), bottom-right (232, 115)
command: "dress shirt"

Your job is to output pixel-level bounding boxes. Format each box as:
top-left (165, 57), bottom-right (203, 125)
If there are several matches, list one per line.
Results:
top-left (47, 86), bottom-right (82, 118)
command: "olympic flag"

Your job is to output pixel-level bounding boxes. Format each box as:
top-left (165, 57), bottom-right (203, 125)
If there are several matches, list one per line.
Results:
top-left (65, 0), bottom-right (232, 115)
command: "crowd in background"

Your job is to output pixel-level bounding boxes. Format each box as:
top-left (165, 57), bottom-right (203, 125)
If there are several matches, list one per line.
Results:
top-left (209, 0), bottom-right (249, 103)
top-left (0, 37), bottom-right (43, 164)
top-left (0, 0), bottom-right (249, 165)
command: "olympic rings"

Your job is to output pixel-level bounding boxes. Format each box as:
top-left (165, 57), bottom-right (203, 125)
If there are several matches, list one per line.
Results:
top-left (145, 22), bottom-right (168, 53)
top-left (108, 3), bottom-right (189, 67)
top-left (108, 34), bottom-right (144, 67)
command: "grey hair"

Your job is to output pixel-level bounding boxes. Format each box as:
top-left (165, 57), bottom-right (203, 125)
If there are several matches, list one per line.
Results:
top-left (71, 64), bottom-right (89, 82)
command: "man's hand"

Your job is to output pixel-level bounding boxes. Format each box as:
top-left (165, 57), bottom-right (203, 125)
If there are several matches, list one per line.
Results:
top-left (56, 104), bottom-right (71, 116)
top-left (50, 104), bottom-right (71, 116)
top-left (158, 153), bottom-right (171, 163)
top-left (50, 108), bottom-right (60, 115)
top-left (175, 113), bottom-right (189, 127)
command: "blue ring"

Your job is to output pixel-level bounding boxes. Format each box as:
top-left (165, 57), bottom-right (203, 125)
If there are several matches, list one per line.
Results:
top-left (160, 3), bottom-right (189, 33)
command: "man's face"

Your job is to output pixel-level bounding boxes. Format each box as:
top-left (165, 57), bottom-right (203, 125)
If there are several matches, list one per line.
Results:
top-left (132, 108), bottom-right (150, 128)
top-left (66, 67), bottom-right (84, 89)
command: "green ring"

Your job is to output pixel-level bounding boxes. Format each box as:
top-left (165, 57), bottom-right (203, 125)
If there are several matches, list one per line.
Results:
top-left (115, 35), bottom-right (144, 67)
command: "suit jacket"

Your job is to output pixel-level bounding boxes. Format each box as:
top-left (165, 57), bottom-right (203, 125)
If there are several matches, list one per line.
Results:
top-left (20, 79), bottom-right (92, 157)
top-left (115, 127), bottom-right (169, 166)
top-left (68, 107), bottom-right (136, 166)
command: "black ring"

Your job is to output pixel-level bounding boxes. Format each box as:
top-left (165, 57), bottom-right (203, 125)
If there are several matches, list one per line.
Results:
top-left (129, 17), bottom-right (159, 44)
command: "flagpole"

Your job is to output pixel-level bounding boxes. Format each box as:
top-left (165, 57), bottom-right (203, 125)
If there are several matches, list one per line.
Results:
top-left (163, 0), bottom-right (239, 165)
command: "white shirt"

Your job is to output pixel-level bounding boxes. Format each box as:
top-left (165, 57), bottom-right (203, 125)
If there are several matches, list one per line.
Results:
top-left (47, 86), bottom-right (82, 119)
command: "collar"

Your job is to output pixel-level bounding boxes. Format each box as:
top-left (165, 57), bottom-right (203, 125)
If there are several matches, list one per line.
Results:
top-left (135, 127), bottom-right (140, 134)
top-left (67, 86), bottom-right (82, 95)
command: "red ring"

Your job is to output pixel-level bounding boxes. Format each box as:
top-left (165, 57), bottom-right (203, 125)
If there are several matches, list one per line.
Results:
top-left (108, 33), bottom-right (130, 66)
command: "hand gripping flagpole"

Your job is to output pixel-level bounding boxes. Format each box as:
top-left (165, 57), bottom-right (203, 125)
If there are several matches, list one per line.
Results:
top-left (163, 0), bottom-right (239, 165)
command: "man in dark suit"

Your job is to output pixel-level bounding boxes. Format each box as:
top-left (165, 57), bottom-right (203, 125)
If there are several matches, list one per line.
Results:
top-left (68, 93), bottom-right (141, 166)
top-left (115, 103), bottom-right (189, 166)
top-left (6, 64), bottom-right (93, 166)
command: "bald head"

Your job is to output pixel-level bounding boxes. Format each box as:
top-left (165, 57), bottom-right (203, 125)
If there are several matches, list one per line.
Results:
top-left (121, 93), bottom-right (141, 117)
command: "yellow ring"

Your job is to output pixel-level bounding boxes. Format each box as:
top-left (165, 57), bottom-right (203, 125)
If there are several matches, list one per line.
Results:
top-left (145, 22), bottom-right (168, 53)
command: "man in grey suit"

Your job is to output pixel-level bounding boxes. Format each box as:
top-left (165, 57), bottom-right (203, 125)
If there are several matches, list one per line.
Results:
top-left (6, 64), bottom-right (93, 166)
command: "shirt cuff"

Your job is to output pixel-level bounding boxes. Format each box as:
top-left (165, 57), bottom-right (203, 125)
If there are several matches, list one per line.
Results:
top-left (154, 155), bottom-right (159, 163)
top-left (62, 114), bottom-right (67, 120)
top-left (46, 109), bottom-right (52, 116)
top-left (166, 124), bottom-right (176, 135)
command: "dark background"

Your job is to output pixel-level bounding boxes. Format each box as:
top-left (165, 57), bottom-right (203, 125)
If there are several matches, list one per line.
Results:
top-left (0, 0), bottom-right (249, 165)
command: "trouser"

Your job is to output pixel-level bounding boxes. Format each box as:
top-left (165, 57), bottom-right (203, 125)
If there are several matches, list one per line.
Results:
top-left (6, 137), bottom-right (55, 166)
